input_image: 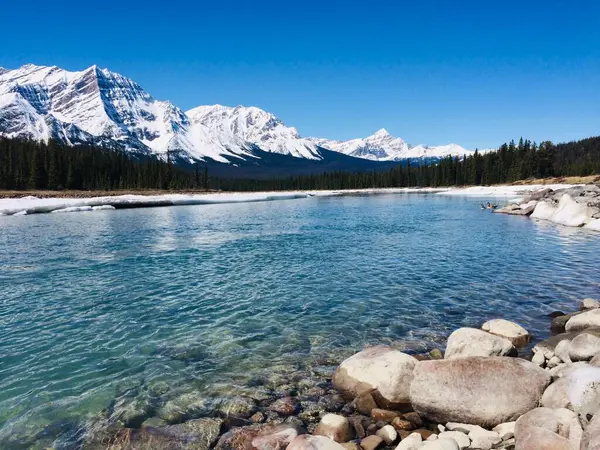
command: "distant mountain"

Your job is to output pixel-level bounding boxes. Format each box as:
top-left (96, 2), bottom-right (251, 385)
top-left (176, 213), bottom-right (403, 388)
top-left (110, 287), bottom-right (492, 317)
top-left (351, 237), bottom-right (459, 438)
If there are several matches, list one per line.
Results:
top-left (0, 64), bottom-right (489, 173)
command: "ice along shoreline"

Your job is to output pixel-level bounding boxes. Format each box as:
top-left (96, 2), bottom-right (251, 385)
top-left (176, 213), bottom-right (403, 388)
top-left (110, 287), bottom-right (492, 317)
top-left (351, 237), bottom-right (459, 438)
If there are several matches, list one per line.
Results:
top-left (0, 184), bottom-right (581, 217)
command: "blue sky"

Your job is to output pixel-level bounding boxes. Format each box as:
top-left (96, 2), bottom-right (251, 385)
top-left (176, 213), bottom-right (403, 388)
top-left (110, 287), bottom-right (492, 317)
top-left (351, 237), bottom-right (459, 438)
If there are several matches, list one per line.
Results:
top-left (2, 0), bottom-right (599, 149)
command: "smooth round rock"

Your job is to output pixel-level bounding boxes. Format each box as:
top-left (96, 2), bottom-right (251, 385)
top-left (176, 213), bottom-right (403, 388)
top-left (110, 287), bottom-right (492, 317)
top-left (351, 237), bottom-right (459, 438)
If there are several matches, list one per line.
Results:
top-left (395, 432), bottom-right (422, 450)
top-left (313, 414), bottom-right (352, 443)
top-left (579, 298), bottom-right (600, 310)
top-left (332, 345), bottom-right (417, 409)
top-left (515, 426), bottom-right (572, 450)
top-left (514, 407), bottom-right (582, 450)
top-left (565, 309), bottom-right (600, 332)
top-left (375, 424), bottom-right (397, 444)
top-left (481, 319), bottom-right (530, 348)
top-left (409, 357), bottom-right (551, 428)
top-left (540, 378), bottom-right (571, 409)
top-left (444, 328), bottom-right (516, 359)
top-left (568, 333), bottom-right (600, 361)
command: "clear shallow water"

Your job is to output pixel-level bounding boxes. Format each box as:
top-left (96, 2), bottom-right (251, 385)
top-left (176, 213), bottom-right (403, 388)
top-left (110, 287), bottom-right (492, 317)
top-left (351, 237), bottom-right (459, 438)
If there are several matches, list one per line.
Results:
top-left (1, 193), bottom-right (599, 448)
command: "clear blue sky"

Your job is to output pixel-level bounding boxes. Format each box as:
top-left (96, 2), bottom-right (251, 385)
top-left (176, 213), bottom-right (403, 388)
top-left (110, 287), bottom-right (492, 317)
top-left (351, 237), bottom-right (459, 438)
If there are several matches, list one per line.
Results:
top-left (2, 0), bottom-right (599, 149)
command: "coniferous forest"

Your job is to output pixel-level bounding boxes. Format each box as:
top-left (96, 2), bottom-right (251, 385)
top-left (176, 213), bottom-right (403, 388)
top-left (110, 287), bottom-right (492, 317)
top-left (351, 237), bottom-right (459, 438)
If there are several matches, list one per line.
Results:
top-left (0, 136), bottom-right (599, 192)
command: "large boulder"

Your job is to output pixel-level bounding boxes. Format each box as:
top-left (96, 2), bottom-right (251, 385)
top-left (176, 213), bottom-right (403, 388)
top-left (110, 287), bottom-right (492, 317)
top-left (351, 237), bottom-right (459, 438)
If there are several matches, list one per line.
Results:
top-left (481, 319), bottom-right (530, 348)
top-left (332, 345), bottom-right (417, 409)
top-left (514, 408), bottom-right (582, 450)
top-left (444, 328), bottom-right (516, 359)
top-left (409, 357), bottom-right (551, 428)
top-left (565, 366), bottom-right (600, 418)
top-left (565, 309), bottom-right (600, 332)
top-left (541, 378), bottom-right (571, 409)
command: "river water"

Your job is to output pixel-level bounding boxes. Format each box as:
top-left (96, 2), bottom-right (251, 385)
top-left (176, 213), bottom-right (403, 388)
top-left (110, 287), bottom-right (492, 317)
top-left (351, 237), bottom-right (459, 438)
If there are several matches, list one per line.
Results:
top-left (1, 192), bottom-right (599, 448)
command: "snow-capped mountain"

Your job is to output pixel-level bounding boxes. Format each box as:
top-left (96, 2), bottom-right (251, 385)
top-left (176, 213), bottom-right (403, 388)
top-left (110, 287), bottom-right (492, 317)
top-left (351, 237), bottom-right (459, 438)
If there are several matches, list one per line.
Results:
top-left (0, 63), bottom-right (486, 167)
top-left (311, 129), bottom-right (477, 161)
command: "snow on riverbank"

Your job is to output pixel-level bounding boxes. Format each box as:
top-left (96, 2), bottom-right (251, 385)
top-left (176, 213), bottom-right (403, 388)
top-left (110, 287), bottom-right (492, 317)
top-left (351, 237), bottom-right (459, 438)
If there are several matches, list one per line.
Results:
top-left (0, 185), bottom-right (584, 217)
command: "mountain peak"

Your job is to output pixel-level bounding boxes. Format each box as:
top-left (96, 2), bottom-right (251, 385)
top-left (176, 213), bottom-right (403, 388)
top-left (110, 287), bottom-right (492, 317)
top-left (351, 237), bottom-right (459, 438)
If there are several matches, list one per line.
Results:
top-left (373, 128), bottom-right (391, 137)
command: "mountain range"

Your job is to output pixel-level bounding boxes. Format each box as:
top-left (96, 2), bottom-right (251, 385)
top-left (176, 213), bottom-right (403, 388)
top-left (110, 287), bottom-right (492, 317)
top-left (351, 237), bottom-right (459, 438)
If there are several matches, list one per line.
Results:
top-left (0, 64), bottom-right (490, 175)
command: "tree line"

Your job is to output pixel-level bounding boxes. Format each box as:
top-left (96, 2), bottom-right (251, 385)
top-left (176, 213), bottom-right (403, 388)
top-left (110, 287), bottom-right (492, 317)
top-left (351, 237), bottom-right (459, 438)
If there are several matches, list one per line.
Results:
top-left (0, 135), bottom-right (598, 192)
top-left (0, 137), bottom-right (208, 191)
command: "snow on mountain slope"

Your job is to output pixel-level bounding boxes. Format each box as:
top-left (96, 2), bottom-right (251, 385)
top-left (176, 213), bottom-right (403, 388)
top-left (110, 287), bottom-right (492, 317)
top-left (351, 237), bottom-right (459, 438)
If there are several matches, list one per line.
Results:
top-left (0, 63), bottom-right (490, 165)
top-left (311, 129), bottom-right (483, 161)
top-left (187, 105), bottom-right (322, 160)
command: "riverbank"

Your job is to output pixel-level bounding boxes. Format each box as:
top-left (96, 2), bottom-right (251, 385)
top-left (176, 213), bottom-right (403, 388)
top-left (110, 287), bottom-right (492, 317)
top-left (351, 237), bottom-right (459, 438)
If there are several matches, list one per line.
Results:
top-left (0, 184), bottom-right (583, 216)
top-left (76, 298), bottom-right (600, 450)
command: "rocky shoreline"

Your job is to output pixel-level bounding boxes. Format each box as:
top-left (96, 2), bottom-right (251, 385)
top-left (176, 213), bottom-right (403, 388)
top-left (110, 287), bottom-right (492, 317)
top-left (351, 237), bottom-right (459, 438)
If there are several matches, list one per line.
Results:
top-left (71, 298), bottom-right (600, 450)
top-left (495, 184), bottom-right (600, 231)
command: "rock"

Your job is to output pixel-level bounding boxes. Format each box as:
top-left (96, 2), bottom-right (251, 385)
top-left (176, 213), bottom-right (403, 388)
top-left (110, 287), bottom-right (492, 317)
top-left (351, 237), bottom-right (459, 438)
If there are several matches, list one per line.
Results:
top-left (565, 366), bottom-right (600, 417)
top-left (251, 424), bottom-right (305, 450)
top-left (580, 298), bottom-right (600, 310)
top-left (366, 423), bottom-right (378, 436)
top-left (353, 392), bottom-right (378, 416)
top-left (287, 435), bottom-right (347, 450)
top-left (250, 412), bottom-right (266, 424)
top-left (541, 378), bottom-right (571, 409)
top-left (360, 435), bottom-right (384, 450)
top-left (548, 361), bottom-right (589, 379)
top-left (468, 428), bottom-right (501, 450)
top-left (332, 346), bottom-right (418, 409)
top-left (409, 357), bottom-right (551, 427)
top-left (314, 414), bottom-right (353, 443)
top-left (492, 422), bottom-right (516, 441)
top-left (375, 425), bottom-right (397, 444)
top-left (514, 426), bottom-right (572, 450)
top-left (444, 328), bottom-right (516, 359)
top-left (580, 414), bottom-right (600, 450)
top-left (402, 412), bottom-right (423, 428)
top-left (514, 407), bottom-right (582, 450)
top-left (531, 351), bottom-right (545, 366)
top-left (551, 312), bottom-right (581, 333)
top-left (437, 431), bottom-right (470, 449)
top-left (217, 396), bottom-right (258, 419)
top-left (568, 333), bottom-right (600, 361)
top-left (426, 434), bottom-right (438, 441)
top-left (591, 352), bottom-right (600, 366)
top-left (565, 309), bottom-right (600, 332)
top-left (547, 356), bottom-right (561, 368)
top-left (341, 443), bottom-right (361, 450)
top-left (553, 340), bottom-right (572, 364)
top-left (391, 417), bottom-right (413, 431)
top-left (111, 396), bottom-right (152, 428)
top-left (445, 423), bottom-right (481, 434)
top-left (370, 408), bottom-right (399, 422)
top-left (394, 432), bottom-right (422, 450)
top-left (348, 416), bottom-right (369, 439)
top-left (419, 438), bottom-right (460, 450)
top-left (437, 424), bottom-right (446, 433)
top-left (429, 349), bottom-right (443, 359)
top-left (268, 397), bottom-right (299, 416)
top-left (409, 429), bottom-right (435, 440)
top-left (157, 391), bottom-right (210, 424)
top-left (481, 319), bottom-right (530, 348)
top-left (531, 193), bottom-right (597, 227)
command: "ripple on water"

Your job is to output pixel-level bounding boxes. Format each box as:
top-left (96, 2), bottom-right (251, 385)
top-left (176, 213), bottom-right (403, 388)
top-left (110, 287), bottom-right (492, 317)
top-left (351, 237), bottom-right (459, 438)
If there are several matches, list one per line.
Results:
top-left (0, 194), bottom-right (599, 447)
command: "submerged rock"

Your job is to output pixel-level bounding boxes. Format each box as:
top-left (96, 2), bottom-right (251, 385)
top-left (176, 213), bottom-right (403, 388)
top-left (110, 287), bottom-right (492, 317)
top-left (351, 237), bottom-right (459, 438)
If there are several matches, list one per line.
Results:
top-left (409, 357), bottom-right (551, 427)
top-left (444, 328), bottom-right (516, 359)
top-left (215, 423), bottom-right (303, 450)
top-left (332, 345), bottom-right (417, 409)
top-left (287, 435), bottom-right (347, 450)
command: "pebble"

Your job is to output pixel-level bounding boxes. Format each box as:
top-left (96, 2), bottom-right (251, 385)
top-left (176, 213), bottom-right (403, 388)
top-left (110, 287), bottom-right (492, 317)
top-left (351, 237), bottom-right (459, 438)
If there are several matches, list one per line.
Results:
top-left (370, 408), bottom-right (400, 422)
top-left (360, 434), bottom-right (384, 450)
top-left (375, 424), bottom-right (397, 444)
top-left (391, 417), bottom-right (414, 431)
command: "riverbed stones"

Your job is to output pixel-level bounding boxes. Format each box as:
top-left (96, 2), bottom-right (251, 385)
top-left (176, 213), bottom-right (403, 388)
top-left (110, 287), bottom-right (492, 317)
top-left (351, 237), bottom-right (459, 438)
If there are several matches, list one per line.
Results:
top-left (444, 328), bottom-right (516, 359)
top-left (402, 412), bottom-right (423, 428)
top-left (376, 425), bottom-right (397, 444)
top-left (287, 435), bottom-right (346, 450)
top-left (217, 396), bottom-right (258, 419)
top-left (481, 319), bottom-right (530, 348)
top-left (332, 345), bottom-right (417, 409)
top-left (353, 392), bottom-right (378, 416)
top-left (420, 438), bottom-right (460, 450)
top-left (370, 408), bottom-right (399, 422)
top-left (409, 357), bottom-right (551, 427)
top-left (268, 397), bottom-right (299, 416)
top-left (565, 309), bottom-right (600, 332)
top-left (215, 423), bottom-right (303, 450)
top-left (391, 417), bottom-right (413, 431)
top-left (568, 333), bottom-right (600, 361)
top-left (492, 422), bottom-right (516, 441)
top-left (313, 414), bottom-right (352, 443)
top-left (360, 434), bottom-right (384, 450)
